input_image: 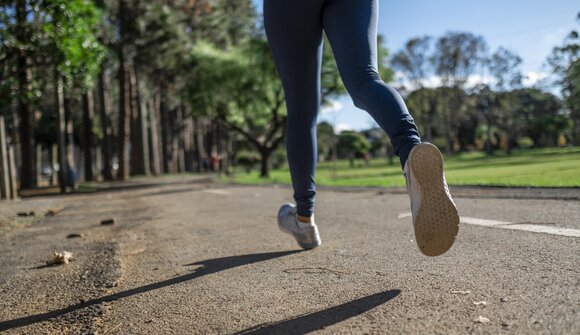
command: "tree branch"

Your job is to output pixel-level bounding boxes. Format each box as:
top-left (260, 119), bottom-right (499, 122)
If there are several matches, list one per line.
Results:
top-left (264, 88), bottom-right (285, 144)
top-left (269, 121), bottom-right (287, 151)
top-left (217, 114), bottom-right (261, 148)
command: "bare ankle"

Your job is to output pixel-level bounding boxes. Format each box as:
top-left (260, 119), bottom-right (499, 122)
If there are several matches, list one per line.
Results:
top-left (296, 214), bottom-right (312, 224)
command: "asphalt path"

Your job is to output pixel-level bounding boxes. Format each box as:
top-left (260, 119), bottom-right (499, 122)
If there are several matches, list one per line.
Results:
top-left (0, 176), bottom-right (578, 334)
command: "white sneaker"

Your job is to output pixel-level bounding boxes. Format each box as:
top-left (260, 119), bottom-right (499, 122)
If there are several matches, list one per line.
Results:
top-left (404, 143), bottom-right (459, 256)
top-left (277, 203), bottom-right (321, 250)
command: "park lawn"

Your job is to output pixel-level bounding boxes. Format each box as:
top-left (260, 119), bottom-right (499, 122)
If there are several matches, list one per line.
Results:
top-left (221, 147), bottom-right (580, 188)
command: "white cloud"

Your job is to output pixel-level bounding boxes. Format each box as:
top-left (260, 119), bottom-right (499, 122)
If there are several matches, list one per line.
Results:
top-left (394, 72), bottom-right (547, 90)
top-left (465, 74), bottom-right (494, 87)
top-left (320, 100), bottom-right (343, 114)
top-left (334, 123), bottom-right (353, 134)
top-left (522, 71), bottom-right (549, 86)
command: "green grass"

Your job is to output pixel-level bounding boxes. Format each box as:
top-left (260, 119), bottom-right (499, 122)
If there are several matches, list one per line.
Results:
top-left (220, 147), bottom-right (580, 188)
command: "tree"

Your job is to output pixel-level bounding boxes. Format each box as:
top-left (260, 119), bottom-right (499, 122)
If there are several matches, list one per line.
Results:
top-left (392, 36), bottom-right (432, 89)
top-left (337, 131), bottom-right (371, 167)
top-left (1, 0), bottom-right (37, 189)
top-left (432, 32), bottom-right (488, 154)
top-left (316, 121), bottom-right (336, 162)
top-left (405, 87), bottom-right (439, 141)
top-left (471, 84), bottom-right (497, 154)
top-left (44, 0), bottom-right (105, 190)
top-left (487, 47), bottom-right (523, 153)
top-left (1, 0), bottom-right (104, 190)
top-left (189, 34), bottom-right (348, 178)
top-left (188, 38), bottom-right (286, 178)
top-left (510, 88), bottom-right (566, 147)
top-left (547, 14), bottom-right (579, 145)
top-left (488, 47), bottom-right (523, 91)
top-left (392, 36), bottom-right (436, 141)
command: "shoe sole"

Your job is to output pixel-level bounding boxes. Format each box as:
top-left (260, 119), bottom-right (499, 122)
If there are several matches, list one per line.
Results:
top-left (278, 223), bottom-right (320, 250)
top-left (277, 205), bottom-right (320, 250)
top-left (408, 143), bottom-right (459, 256)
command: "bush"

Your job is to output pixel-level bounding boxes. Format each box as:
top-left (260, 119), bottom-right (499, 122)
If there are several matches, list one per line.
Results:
top-left (518, 136), bottom-right (534, 149)
top-left (236, 151), bottom-right (260, 173)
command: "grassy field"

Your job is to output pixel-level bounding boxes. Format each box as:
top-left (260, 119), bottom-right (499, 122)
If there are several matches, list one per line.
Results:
top-left (221, 147), bottom-right (580, 188)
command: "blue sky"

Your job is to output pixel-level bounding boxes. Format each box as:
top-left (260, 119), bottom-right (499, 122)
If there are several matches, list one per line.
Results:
top-left (253, 0), bottom-right (579, 132)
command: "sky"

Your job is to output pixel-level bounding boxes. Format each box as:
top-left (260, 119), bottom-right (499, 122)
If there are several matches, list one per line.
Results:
top-left (252, 0), bottom-right (579, 132)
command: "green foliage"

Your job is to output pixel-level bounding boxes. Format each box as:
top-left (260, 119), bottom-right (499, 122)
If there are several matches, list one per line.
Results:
top-left (488, 47), bottom-right (523, 90)
top-left (391, 36), bottom-right (432, 87)
top-left (432, 32), bottom-right (488, 87)
top-left (236, 150), bottom-right (260, 173)
top-left (546, 15), bottom-right (579, 144)
top-left (188, 40), bottom-right (250, 116)
top-left (317, 121), bottom-right (337, 161)
top-left (509, 88), bottom-right (565, 147)
top-left (42, 0), bottom-right (105, 89)
top-left (337, 130), bottom-right (371, 165)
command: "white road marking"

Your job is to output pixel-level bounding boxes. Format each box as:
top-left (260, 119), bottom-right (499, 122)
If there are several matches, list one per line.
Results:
top-left (202, 189), bottom-right (232, 195)
top-left (461, 217), bottom-right (508, 227)
top-left (499, 224), bottom-right (580, 237)
top-left (397, 212), bottom-right (412, 219)
top-left (397, 212), bottom-right (580, 238)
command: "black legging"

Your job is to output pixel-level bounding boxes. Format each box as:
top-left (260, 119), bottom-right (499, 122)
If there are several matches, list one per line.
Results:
top-left (264, 0), bottom-right (421, 217)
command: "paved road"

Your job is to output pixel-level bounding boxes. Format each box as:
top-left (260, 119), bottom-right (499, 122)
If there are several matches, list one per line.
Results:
top-left (0, 176), bottom-right (578, 334)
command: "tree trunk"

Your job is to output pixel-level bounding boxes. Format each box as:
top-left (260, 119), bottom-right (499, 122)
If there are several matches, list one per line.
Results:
top-left (443, 89), bottom-right (454, 155)
top-left (54, 71), bottom-right (67, 193)
top-left (160, 85), bottom-right (170, 174)
top-left (485, 117), bottom-right (493, 155)
top-left (183, 114), bottom-right (194, 173)
top-left (0, 116), bottom-right (11, 199)
top-left (117, 0), bottom-right (131, 181)
top-left (82, 89), bottom-right (95, 181)
top-left (16, 0), bottom-right (34, 189)
top-left (50, 144), bottom-right (58, 186)
top-left (193, 116), bottom-right (206, 172)
top-left (572, 108), bottom-right (580, 146)
top-left (169, 106), bottom-right (179, 173)
top-left (35, 145), bottom-right (42, 186)
top-left (148, 97), bottom-right (162, 175)
top-left (98, 65), bottom-right (113, 181)
top-left (176, 104), bottom-right (185, 173)
top-left (117, 64), bottom-right (131, 180)
top-left (117, 62), bottom-right (131, 181)
top-left (259, 148), bottom-right (273, 178)
top-left (129, 65), bottom-right (150, 176)
top-left (64, 95), bottom-right (77, 189)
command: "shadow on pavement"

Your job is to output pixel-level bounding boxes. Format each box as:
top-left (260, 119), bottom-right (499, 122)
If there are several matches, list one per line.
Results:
top-left (235, 290), bottom-right (401, 335)
top-left (19, 176), bottom-right (213, 198)
top-left (0, 250), bottom-right (301, 332)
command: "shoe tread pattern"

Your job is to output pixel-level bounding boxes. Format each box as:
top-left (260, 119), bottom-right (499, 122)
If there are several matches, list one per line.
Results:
top-left (409, 143), bottom-right (459, 256)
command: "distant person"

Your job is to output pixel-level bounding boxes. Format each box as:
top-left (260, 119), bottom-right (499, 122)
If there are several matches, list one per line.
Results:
top-left (209, 152), bottom-right (220, 171)
top-left (265, 0), bottom-right (459, 256)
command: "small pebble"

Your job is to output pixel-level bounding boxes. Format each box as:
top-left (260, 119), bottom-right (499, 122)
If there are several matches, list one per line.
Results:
top-left (500, 297), bottom-right (508, 302)
top-left (451, 290), bottom-right (471, 295)
top-left (101, 218), bottom-right (115, 225)
top-left (45, 209), bottom-right (61, 216)
top-left (67, 233), bottom-right (83, 239)
top-left (475, 316), bottom-right (490, 323)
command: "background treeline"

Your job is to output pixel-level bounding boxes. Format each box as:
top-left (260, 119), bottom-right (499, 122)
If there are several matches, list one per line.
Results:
top-left (390, 28), bottom-right (579, 156)
top-left (0, 1), bottom-right (578, 193)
